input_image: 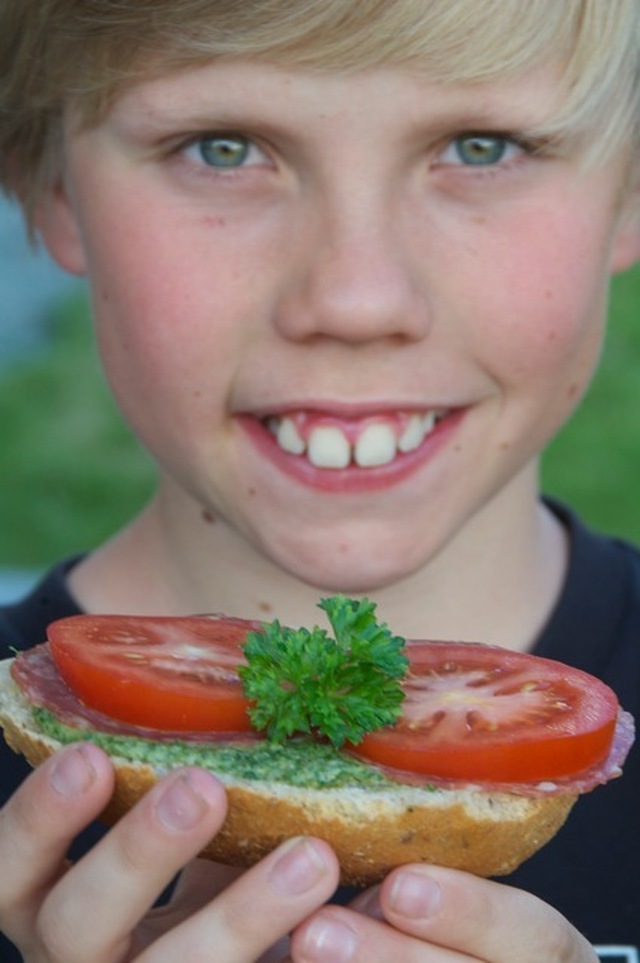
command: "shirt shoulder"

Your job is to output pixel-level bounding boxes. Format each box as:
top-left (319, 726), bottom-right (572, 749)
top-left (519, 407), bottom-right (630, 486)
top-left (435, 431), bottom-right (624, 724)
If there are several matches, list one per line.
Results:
top-left (536, 500), bottom-right (640, 710)
top-left (0, 556), bottom-right (84, 657)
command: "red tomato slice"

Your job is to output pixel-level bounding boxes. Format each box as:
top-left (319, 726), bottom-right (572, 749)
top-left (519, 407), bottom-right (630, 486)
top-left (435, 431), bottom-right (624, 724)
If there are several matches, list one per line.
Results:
top-left (47, 614), bottom-right (262, 732)
top-left (351, 641), bottom-right (619, 783)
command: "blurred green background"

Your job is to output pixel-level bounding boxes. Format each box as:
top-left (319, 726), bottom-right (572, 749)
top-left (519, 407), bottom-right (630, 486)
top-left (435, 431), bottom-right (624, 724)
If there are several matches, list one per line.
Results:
top-left (0, 295), bottom-right (155, 567)
top-left (1, 264), bottom-right (640, 569)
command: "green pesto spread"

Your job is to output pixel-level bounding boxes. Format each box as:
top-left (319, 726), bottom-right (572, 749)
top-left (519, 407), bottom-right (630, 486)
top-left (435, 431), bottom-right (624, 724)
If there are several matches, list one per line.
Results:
top-left (33, 707), bottom-right (422, 791)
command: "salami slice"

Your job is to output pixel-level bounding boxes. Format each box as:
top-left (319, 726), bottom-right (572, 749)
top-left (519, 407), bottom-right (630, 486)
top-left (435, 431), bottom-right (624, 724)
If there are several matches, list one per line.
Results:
top-left (9, 644), bottom-right (634, 797)
top-left (366, 708), bottom-right (635, 797)
top-left (11, 645), bottom-right (259, 744)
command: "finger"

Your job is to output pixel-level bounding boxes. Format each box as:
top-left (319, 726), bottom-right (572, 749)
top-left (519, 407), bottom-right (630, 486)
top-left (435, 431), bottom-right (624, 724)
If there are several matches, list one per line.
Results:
top-left (141, 837), bottom-right (340, 963)
top-left (38, 766), bottom-right (228, 963)
top-left (139, 858), bottom-right (245, 941)
top-left (291, 903), bottom-right (469, 963)
top-left (169, 858), bottom-right (245, 914)
top-left (378, 865), bottom-right (598, 963)
top-left (0, 743), bottom-right (115, 943)
top-left (348, 884), bottom-right (384, 920)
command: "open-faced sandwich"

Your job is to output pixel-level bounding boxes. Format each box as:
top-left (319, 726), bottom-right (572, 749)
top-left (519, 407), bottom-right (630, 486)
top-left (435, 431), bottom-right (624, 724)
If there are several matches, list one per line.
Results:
top-left (0, 596), bottom-right (634, 886)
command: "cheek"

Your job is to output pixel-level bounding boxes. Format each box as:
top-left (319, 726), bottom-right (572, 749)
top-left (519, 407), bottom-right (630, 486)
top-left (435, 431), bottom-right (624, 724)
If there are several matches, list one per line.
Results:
top-left (81, 204), bottom-right (251, 427)
top-left (463, 209), bottom-right (611, 395)
top-left (95, 252), bottom-right (204, 416)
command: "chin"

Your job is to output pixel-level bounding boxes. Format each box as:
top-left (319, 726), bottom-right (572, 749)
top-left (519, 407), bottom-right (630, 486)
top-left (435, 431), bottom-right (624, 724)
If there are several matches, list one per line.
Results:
top-left (267, 537), bottom-right (426, 596)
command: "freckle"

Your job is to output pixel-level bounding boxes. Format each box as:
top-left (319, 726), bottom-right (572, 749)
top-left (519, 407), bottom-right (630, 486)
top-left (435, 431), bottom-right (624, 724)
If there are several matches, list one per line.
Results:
top-left (472, 215), bottom-right (487, 225)
top-left (259, 601), bottom-right (273, 614)
top-left (248, 488), bottom-right (257, 497)
top-left (567, 383), bottom-right (579, 398)
top-left (499, 441), bottom-right (511, 451)
top-left (202, 215), bottom-right (226, 228)
top-left (193, 390), bottom-right (202, 399)
top-left (202, 509), bottom-right (216, 524)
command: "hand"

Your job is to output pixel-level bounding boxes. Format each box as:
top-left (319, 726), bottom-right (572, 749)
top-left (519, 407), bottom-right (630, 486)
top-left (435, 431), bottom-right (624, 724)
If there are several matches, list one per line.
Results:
top-left (289, 864), bottom-right (598, 962)
top-left (0, 743), bottom-right (340, 961)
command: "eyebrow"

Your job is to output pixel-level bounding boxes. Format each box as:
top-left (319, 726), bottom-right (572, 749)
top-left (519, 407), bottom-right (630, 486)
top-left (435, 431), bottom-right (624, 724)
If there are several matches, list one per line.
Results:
top-left (109, 95), bottom-right (288, 140)
top-left (112, 100), bottom-right (555, 144)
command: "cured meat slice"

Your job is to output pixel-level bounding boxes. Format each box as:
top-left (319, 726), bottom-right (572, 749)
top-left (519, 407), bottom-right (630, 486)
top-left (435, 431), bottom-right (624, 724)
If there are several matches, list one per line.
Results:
top-left (9, 644), bottom-right (634, 798)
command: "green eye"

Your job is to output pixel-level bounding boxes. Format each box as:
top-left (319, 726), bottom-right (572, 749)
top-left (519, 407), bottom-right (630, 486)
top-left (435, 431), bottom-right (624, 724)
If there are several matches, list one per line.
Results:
top-left (453, 134), bottom-right (510, 166)
top-left (198, 134), bottom-right (251, 168)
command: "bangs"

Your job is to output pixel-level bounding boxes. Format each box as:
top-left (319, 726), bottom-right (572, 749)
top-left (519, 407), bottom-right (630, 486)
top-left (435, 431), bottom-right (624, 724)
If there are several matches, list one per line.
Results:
top-left (2, 0), bottom-right (639, 223)
top-left (66, 0), bottom-right (639, 160)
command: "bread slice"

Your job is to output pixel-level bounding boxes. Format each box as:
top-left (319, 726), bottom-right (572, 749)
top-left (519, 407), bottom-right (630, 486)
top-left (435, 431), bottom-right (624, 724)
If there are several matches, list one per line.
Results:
top-left (0, 659), bottom-right (576, 886)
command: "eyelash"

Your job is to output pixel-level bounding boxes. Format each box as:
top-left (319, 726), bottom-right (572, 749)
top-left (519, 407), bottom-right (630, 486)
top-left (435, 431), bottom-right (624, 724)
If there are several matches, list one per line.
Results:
top-left (171, 129), bottom-right (544, 184)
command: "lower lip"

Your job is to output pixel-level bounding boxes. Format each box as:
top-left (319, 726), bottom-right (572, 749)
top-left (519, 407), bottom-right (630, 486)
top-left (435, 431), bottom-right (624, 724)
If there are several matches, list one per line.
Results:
top-left (238, 410), bottom-right (465, 493)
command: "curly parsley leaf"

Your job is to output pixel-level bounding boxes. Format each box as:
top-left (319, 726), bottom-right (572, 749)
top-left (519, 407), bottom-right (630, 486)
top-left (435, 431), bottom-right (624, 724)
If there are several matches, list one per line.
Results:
top-left (238, 595), bottom-right (408, 747)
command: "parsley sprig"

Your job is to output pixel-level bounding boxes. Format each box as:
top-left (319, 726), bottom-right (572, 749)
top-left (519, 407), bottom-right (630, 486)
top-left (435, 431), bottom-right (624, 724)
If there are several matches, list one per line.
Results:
top-left (239, 595), bottom-right (408, 747)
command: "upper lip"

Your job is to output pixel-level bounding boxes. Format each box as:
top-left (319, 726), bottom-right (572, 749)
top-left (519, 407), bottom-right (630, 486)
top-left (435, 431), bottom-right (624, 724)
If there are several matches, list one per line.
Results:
top-left (246, 401), bottom-right (458, 419)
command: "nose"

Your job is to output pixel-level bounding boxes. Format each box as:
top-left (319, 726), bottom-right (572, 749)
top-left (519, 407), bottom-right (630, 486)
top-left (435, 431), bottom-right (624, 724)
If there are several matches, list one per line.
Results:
top-left (274, 189), bottom-right (431, 345)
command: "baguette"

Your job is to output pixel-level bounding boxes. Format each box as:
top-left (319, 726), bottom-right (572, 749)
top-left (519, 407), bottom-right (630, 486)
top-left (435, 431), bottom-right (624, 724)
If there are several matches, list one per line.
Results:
top-left (0, 657), bottom-right (578, 886)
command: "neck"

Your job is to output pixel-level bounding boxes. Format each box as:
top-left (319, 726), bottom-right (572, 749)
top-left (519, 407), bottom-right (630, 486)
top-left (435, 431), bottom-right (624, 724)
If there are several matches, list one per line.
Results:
top-left (69, 467), bottom-right (568, 654)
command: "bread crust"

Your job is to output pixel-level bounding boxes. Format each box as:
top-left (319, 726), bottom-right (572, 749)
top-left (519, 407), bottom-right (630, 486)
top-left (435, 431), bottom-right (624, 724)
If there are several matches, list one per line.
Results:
top-left (0, 670), bottom-right (577, 885)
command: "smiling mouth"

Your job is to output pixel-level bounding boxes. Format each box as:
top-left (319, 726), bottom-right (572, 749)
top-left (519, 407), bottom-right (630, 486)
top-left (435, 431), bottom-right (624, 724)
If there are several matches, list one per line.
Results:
top-left (263, 409), bottom-right (449, 470)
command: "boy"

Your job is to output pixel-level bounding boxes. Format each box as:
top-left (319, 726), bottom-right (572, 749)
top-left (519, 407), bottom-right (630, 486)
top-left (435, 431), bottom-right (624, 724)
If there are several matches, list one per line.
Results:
top-left (1, 0), bottom-right (639, 959)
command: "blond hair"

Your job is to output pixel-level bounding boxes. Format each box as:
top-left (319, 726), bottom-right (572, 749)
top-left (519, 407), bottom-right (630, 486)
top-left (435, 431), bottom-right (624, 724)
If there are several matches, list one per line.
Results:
top-left (2, 0), bottom-right (639, 222)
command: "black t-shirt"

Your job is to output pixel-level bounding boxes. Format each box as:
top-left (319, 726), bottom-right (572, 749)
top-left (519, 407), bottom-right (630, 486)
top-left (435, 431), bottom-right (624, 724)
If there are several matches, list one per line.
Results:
top-left (1, 504), bottom-right (639, 961)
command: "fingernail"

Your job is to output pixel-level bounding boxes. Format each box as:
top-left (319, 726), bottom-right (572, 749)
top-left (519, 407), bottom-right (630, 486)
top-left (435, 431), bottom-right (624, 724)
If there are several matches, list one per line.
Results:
top-left (389, 869), bottom-right (442, 919)
top-left (155, 770), bottom-right (218, 832)
top-left (50, 745), bottom-right (97, 797)
top-left (268, 837), bottom-right (329, 897)
top-left (301, 915), bottom-right (358, 963)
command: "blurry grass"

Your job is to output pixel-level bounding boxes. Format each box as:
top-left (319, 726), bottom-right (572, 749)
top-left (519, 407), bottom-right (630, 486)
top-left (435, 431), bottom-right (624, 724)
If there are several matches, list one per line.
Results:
top-left (0, 295), bottom-right (154, 566)
top-left (542, 263), bottom-right (640, 541)
top-left (0, 265), bottom-right (640, 569)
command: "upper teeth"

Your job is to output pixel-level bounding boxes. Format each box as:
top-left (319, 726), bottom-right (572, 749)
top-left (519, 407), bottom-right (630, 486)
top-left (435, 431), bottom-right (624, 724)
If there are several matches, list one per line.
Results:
top-left (276, 417), bottom-right (306, 456)
top-left (355, 422), bottom-right (398, 467)
top-left (268, 411), bottom-right (441, 470)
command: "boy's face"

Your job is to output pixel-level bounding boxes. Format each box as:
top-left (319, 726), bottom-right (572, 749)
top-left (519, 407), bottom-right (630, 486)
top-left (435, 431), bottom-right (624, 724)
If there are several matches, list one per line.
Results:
top-left (40, 58), bottom-right (640, 591)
